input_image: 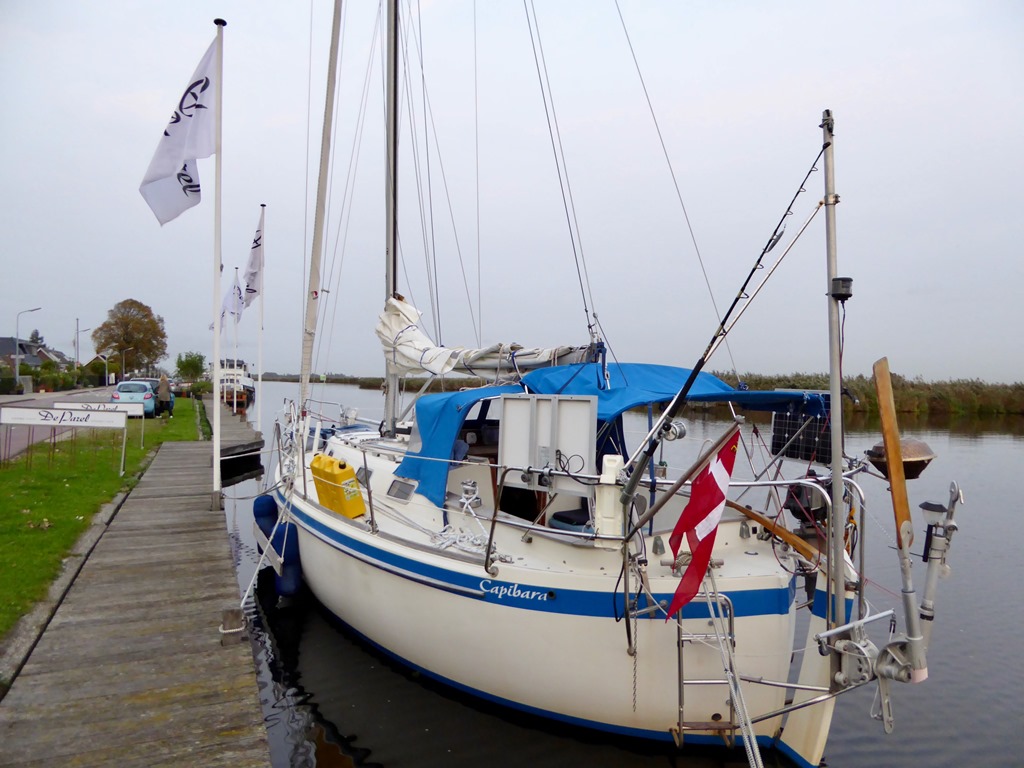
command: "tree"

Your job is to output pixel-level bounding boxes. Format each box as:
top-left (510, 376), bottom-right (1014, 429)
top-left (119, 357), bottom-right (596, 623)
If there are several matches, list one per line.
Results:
top-left (175, 351), bottom-right (206, 381)
top-left (91, 299), bottom-right (168, 372)
top-left (28, 329), bottom-right (44, 345)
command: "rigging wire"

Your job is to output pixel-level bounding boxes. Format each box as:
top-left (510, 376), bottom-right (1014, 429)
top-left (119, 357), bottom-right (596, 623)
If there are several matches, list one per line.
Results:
top-left (621, 145), bottom-right (830, 495)
top-left (396, 9), bottom-right (440, 340)
top-left (706, 201), bottom-right (824, 362)
top-left (416, 0), bottom-right (442, 345)
top-left (398, 4), bottom-right (442, 341)
top-left (312, 0), bottom-right (355, 379)
top-left (523, 0), bottom-right (598, 342)
top-left (612, 0), bottom-right (741, 373)
top-left (355, 1), bottom-right (482, 348)
top-left (318, 4), bottom-right (383, 377)
top-left (399, 7), bottom-right (483, 346)
top-left (529, 0), bottom-right (598, 324)
top-left (418, 92), bottom-right (482, 346)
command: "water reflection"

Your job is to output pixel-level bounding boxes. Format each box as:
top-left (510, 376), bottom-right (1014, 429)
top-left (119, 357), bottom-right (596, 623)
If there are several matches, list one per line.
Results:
top-left (843, 410), bottom-right (1024, 437)
top-left (250, 568), bottom-right (788, 768)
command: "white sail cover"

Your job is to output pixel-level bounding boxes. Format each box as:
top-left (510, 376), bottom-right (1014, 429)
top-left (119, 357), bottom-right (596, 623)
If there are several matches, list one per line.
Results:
top-left (376, 297), bottom-right (589, 376)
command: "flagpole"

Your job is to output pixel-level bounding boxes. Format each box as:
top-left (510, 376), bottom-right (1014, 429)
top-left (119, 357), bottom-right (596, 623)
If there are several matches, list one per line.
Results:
top-left (232, 267), bottom-right (239, 416)
top-left (211, 18), bottom-right (226, 511)
top-left (257, 203), bottom-right (265, 438)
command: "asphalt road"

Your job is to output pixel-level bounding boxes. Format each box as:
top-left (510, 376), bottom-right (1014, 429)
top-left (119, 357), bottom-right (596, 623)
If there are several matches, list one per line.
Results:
top-left (0, 387), bottom-right (115, 461)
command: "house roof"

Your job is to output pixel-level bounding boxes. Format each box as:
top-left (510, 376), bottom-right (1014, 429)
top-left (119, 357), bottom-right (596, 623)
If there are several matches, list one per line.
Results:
top-left (38, 348), bottom-right (73, 365)
top-left (0, 337), bottom-right (21, 357)
top-left (0, 337), bottom-right (72, 368)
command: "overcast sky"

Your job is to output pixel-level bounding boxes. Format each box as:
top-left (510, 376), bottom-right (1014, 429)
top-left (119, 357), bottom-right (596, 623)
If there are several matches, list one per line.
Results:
top-left (2, 1), bottom-right (1021, 384)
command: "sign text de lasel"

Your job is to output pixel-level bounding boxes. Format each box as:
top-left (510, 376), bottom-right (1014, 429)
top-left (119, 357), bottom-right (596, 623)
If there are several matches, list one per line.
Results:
top-left (0, 407), bottom-right (127, 429)
top-left (54, 402), bottom-right (145, 417)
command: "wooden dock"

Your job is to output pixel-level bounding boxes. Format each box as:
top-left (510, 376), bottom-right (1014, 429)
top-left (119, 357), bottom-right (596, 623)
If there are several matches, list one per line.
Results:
top-left (207, 396), bottom-right (265, 461)
top-left (0, 439), bottom-right (271, 767)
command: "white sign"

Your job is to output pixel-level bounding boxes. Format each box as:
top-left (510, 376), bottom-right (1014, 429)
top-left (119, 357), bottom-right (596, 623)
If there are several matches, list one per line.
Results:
top-left (54, 401), bottom-right (144, 417)
top-left (0, 407), bottom-right (127, 429)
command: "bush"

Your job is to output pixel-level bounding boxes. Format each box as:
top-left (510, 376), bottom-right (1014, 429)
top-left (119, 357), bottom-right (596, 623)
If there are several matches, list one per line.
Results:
top-left (190, 380), bottom-right (213, 395)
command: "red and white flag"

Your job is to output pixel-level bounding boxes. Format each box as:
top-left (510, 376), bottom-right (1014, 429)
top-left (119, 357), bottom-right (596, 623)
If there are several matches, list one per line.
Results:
top-left (666, 425), bottom-right (741, 619)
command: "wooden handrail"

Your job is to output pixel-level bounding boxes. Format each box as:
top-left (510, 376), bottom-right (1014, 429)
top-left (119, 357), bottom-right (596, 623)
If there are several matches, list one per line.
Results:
top-left (725, 498), bottom-right (822, 564)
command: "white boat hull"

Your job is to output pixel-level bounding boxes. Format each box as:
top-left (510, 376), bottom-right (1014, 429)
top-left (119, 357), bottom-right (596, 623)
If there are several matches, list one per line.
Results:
top-left (272, 483), bottom-right (818, 750)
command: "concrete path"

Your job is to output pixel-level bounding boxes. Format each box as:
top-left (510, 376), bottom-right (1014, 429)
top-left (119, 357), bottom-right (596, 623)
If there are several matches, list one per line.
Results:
top-left (0, 387), bottom-right (115, 461)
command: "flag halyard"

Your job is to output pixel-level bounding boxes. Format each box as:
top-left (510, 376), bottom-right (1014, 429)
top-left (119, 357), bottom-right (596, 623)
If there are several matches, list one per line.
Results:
top-left (666, 426), bottom-right (741, 620)
top-left (139, 35), bottom-right (220, 225)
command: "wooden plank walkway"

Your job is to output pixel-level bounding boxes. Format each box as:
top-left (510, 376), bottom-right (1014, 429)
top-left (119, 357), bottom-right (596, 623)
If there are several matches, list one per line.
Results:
top-left (0, 441), bottom-right (270, 767)
top-left (206, 396), bottom-right (265, 461)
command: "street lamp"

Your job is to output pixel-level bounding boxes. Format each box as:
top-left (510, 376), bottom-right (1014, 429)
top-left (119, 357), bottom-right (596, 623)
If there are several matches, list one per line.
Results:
top-left (121, 347), bottom-right (134, 382)
top-left (14, 306), bottom-right (41, 393)
top-left (75, 318), bottom-right (91, 371)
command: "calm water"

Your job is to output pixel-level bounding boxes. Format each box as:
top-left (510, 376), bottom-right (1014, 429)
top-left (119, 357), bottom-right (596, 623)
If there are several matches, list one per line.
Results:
top-left (223, 381), bottom-right (1023, 767)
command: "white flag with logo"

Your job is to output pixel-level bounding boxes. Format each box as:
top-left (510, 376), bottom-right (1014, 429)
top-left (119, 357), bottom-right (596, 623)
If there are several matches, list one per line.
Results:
top-left (139, 34), bottom-right (219, 225)
top-left (210, 271), bottom-right (244, 330)
top-left (224, 270), bottom-right (244, 324)
top-left (242, 208), bottom-right (264, 308)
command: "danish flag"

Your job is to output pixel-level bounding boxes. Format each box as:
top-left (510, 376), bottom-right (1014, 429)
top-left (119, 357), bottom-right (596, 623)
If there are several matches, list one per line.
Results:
top-left (666, 425), bottom-right (741, 619)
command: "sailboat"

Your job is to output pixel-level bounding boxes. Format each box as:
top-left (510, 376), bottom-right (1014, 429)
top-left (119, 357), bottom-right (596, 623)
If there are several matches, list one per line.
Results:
top-left (255, 4), bottom-right (962, 766)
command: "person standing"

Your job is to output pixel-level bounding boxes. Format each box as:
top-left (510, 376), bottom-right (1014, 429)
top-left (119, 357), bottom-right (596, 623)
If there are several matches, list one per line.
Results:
top-left (158, 374), bottom-right (173, 418)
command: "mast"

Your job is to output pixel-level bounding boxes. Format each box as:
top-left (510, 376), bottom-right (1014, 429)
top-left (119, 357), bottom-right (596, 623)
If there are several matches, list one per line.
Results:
top-left (299, 0), bottom-right (345, 410)
top-left (822, 109), bottom-right (846, 628)
top-left (383, 0), bottom-right (400, 436)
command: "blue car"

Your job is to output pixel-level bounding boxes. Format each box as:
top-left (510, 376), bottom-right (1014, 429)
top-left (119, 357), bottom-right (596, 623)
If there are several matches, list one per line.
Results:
top-left (111, 381), bottom-right (156, 417)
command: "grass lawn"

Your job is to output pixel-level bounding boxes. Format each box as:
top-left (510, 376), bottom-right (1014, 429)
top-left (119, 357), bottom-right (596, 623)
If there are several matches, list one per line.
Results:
top-left (0, 397), bottom-right (200, 642)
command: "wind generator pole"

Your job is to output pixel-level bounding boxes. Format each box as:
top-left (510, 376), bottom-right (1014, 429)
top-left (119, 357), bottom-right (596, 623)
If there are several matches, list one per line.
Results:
top-left (383, 0), bottom-right (400, 436)
top-left (822, 109), bottom-right (846, 628)
top-left (211, 18), bottom-right (226, 511)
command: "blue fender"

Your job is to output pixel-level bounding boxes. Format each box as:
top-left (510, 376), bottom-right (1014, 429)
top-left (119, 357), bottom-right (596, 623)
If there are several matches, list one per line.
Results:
top-left (271, 521), bottom-right (302, 597)
top-left (252, 495), bottom-right (278, 553)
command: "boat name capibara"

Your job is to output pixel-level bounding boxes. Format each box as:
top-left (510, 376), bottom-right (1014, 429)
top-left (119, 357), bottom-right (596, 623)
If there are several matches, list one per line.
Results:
top-left (480, 580), bottom-right (551, 602)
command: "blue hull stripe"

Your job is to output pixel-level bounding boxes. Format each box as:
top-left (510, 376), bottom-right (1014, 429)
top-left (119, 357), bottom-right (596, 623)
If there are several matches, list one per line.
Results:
top-left (275, 489), bottom-right (793, 620)
top-left (811, 589), bottom-right (854, 623)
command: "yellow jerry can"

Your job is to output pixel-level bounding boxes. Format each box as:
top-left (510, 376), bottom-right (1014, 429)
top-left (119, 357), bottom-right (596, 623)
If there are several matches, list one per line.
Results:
top-left (310, 454), bottom-right (366, 518)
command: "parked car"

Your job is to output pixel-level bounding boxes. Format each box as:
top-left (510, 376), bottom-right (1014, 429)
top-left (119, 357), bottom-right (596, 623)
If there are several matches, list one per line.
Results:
top-left (111, 381), bottom-right (156, 417)
top-left (132, 377), bottom-right (175, 415)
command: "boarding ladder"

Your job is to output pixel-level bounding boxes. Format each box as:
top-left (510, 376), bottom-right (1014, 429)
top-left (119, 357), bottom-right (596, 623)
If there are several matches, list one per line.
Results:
top-left (672, 570), bottom-right (764, 768)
